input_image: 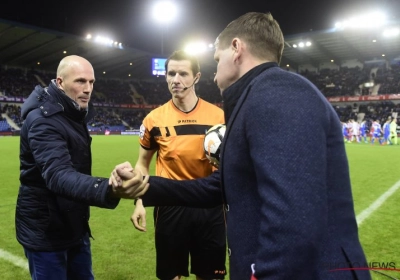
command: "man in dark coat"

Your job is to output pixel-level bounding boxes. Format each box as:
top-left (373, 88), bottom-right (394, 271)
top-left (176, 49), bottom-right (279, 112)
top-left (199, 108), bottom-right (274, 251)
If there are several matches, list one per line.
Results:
top-left (113, 12), bottom-right (371, 280)
top-left (17, 55), bottom-right (147, 280)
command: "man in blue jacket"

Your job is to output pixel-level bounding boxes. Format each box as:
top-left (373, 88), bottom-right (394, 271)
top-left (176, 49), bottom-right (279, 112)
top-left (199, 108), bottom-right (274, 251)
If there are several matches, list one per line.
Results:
top-left (113, 12), bottom-right (371, 280)
top-left (17, 55), bottom-right (147, 280)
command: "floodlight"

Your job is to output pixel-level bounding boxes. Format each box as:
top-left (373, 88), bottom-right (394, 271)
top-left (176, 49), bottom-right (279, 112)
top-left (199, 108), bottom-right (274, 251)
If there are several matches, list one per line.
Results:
top-left (184, 42), bottom-right (207, 55)
top-left (152, 1), bottom-right (178, 24)
top-left (383, 27), bottom-right (399, 37)
top-left (335, 11), bottom-right (388, 30)
top-left (335, 22), bottom-right (342, 29)
top-left (95, 35), bottom-right (111, 44)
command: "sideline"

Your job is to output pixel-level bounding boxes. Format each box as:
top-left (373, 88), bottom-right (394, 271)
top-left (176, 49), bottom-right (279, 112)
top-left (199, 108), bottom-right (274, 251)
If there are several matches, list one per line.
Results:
top-left (357, 179), bottom-right (400, 226)
top-left (0, 248), bottom-right (28, 270)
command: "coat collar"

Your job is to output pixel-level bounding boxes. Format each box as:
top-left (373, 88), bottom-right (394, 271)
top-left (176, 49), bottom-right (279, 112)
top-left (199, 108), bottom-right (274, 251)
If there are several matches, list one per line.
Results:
top-left (219, 62), bottom-right (278, 199)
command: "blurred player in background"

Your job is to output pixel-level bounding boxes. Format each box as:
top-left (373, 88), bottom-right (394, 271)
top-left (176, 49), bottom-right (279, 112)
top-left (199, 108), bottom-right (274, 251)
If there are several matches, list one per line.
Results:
top-left (342, 121), bottom-right (350, 143)
top-left (351, 119), bottom-right (360, 143)
top-left (371, 119), bottom-right (383, 145)
top-left (390, 118), bottom-right (398, 145)
top-left (360, 119), bottom-right (368, 143)
top-left (383, 118), bottom-right (392, 145)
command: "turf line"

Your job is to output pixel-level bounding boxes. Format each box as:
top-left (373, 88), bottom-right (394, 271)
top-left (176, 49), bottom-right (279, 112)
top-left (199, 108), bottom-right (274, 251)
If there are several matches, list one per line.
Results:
top-left (0, 248), bottom-right (28, 270)
top-left (356, 179), bottom-right (400, 226)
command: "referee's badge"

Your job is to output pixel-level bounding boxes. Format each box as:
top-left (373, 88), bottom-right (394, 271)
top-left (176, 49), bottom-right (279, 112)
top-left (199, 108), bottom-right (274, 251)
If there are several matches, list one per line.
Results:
top-left (139, 124), bottom-right (145, 140)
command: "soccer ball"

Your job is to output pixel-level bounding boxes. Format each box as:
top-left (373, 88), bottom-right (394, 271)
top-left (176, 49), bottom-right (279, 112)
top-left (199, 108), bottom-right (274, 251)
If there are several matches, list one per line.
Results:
top-left (203, 124), bottom-right (226, 167)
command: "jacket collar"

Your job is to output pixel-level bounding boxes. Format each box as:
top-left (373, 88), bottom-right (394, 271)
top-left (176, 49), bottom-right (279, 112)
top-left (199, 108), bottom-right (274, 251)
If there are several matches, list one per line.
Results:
top-left (219, 62), bottom-right (278, 199)
top-left (21, 81), bottom-right (95, 123)
top-left (222, 62), bottom-right (278, 125)
top-left (47, 80), bottom-right (91, 122)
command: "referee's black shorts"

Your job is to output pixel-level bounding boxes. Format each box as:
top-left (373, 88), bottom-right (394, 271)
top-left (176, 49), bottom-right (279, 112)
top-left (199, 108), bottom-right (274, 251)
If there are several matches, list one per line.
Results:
top-left (154, 205), bottom-right (227, 280)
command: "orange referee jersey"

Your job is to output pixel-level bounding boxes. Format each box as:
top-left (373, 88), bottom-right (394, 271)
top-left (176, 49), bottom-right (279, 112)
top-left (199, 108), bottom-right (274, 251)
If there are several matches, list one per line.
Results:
top-left (139, 98), bottom-right (224, 180)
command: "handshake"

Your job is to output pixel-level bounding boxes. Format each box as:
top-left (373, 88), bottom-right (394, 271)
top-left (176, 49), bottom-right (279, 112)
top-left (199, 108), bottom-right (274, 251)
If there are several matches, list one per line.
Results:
top-left (108, 162), bottom-right (149, 199)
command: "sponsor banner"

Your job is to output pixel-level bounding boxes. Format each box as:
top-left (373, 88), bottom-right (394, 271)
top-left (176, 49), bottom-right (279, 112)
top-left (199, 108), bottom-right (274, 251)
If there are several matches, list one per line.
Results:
top-left (121, 130), bottom-right (140, 135)
top-left (0, 131), bottom-right (13, 136)
top-left (2, 95), bottom-right (398, 106)
top-left (327, 94), bottom-right (400, 102)
top-left (0, 96), bottom-right (26, 102)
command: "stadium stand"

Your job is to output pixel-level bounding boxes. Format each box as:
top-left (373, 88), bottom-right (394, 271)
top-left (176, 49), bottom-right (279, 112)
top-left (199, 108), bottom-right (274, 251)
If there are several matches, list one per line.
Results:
top-left (1, 63), bottom-right (400, 131)
top-left (0, 17), bottom-right (399, 132)
top-left (0, 118), bottom-right (11, 132)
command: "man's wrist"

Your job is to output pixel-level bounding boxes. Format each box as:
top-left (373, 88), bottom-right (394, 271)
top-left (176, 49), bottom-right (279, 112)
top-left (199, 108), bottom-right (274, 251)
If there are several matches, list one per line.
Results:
top-left (134, 198), bottom-right (142, 205)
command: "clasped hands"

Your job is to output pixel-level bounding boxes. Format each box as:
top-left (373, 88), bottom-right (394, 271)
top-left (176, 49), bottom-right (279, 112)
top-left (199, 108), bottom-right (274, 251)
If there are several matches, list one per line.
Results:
top-left (109, 161), bottom-right (149, 199)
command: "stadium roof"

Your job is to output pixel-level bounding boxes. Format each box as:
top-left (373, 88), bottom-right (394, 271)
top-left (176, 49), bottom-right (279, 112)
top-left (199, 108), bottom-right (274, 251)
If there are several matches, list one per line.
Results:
top-left (282, 26), bottom-right (400, 69)
top-left (1, 18), bottom-right (399, 80)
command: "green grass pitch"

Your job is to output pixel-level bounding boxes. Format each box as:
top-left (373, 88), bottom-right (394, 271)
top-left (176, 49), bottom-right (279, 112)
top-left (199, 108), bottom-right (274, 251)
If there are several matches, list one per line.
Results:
top-left (0, 135), bottom-right (399, 279)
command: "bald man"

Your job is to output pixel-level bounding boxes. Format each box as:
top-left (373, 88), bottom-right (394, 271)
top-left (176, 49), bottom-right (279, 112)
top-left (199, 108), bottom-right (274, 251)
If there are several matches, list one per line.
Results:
top-left (16, 55), bottom-right (147, 280)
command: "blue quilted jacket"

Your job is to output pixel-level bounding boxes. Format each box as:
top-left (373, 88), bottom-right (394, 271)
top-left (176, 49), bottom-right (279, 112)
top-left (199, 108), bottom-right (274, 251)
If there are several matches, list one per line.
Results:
top-left (16, 81), bottom-right (119, 251)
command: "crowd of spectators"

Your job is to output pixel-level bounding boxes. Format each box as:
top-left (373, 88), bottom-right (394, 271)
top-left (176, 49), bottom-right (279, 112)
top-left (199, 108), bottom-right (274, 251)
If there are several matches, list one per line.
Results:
top-left (0, 67), bottom-right (39, 97)
top-left (1, 63), bottom-right (400, 103)
top-left (0, 117), bottom-right (10, 131)
top-left (1, 63), bottom-right (399, 131)
top-left (301, 63), bottom-right (400, 97)
top-left (1, 104), bottom-right (23, 128)
top-left (86, 108), bottom-right (147, 132)
top-left (333, 101), bottom-right (400, 124)
top-left (90, 79), bottom-right (133, 104)
top-left (374, 64), bottom-right (400, 94)
top-left (302, 67), bottom-right (369, 96)
top-left (131, 80), bottom-right (170, 105)
top-left (0, 101), bottom-right (147, 132)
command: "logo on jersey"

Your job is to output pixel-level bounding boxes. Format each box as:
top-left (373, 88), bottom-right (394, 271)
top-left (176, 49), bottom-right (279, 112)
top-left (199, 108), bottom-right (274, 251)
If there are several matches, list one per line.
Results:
top-left (139, 124), bottom-right (145, 140)
top-left (178, 119), bottom-right (197, 123)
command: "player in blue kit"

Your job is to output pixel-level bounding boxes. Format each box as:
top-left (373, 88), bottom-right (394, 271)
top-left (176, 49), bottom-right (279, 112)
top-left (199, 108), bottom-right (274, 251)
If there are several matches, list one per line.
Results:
top-left (383, 118), bottom-right (392, 145)
top-left (360, 120), bottom-right (368, 143)
top-left (371, 119), bottom-right (383, 145)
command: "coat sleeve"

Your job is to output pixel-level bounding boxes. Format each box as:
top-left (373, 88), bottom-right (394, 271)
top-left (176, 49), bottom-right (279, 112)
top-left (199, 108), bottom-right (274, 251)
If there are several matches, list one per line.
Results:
top-left (141, 170), bottom-right (223, 208)
top-left (27, 117), bottom-right (119, 209)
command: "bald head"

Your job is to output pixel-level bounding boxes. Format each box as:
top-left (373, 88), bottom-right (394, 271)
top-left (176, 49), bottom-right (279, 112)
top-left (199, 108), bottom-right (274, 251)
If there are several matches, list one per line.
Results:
top-left (57, 55), bottom-right (94, 78)
top-left (56, 55), bottom-right (95, 110)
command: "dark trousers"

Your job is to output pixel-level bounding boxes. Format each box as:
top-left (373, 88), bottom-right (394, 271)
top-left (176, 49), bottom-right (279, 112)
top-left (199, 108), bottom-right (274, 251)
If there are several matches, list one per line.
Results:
top-left (24, 235), bottom-right (94, 280)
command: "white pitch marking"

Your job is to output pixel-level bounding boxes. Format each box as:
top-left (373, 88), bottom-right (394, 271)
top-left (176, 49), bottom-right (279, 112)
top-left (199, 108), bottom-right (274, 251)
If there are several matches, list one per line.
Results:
top-left (0, 248), bottom-right (28, 270)
top-left (357, 179), bottom-right (400, 226)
